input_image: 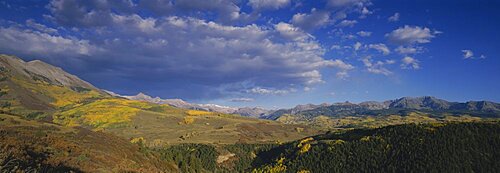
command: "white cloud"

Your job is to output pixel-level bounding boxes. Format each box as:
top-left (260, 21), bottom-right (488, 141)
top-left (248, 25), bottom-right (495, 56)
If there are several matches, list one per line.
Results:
top-left (362, 57), bottom-right (393, 76)
top-left (368, 43), bottom-right (390, 55)
top-left (174, 0), bottom-right (254, 22)
top-left (230, 97), bottom-right (254, 102)
top-left (359, 7), bottom-right (372, 18)
top-left (330, 44), bottom-right (342, 50)
top-left (395, 46), bottom-right (420, 54)
top-left (386, 25), bottom-right (437, 45)
top-left (357, 31), bottom-right (372, 37)
top-left (3, 12), bottom-right (349, 99)
top-left (0, 26), bottom-right (98, 57)
top-left (461, 49), bottom-right (487, 59)
top-left (291, 9), bottom-right (330, 31)
top-left (462, 49), bottom-right (474, 59)
top-left (248, 0), bottom-right (290, 10)
top-left (327, 0), bottom-right (369, 8)
top-left (275, 22), bottom-right (311, 41)
top-left (388, 12), bottom-right (400, 22)
top-left (336, 20), bottom-right (358, 27)
top-left (354, 42), bottom-right (362, 51)
top-left (400, 56), bottom-right (420, 69)
top-left (330, 59), bottom-right (355, 78)
top-left (247, 87), bottom-right (295, 95)
top-left (26, 19), bottom-right (58, 34)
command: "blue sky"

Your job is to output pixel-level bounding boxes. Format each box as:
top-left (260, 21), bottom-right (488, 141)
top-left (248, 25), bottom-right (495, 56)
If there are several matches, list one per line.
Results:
top-left (0, 0), bottom-right (499, 108)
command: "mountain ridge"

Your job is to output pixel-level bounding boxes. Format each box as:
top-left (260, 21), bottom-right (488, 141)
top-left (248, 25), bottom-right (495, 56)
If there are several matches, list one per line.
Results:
top-left (113, 90), bottom-right (500, 120)
top-left (109, 91), bottom-right (272, 118)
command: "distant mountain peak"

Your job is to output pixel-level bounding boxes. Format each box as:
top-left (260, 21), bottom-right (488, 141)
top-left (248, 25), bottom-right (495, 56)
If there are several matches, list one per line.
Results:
top-left (111, 91), bottom-right (270, 117)
top-left (0, 54), bottom-right (98, 91)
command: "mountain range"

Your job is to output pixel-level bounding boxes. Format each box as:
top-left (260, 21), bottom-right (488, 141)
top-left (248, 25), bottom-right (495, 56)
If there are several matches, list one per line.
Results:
top-left (267, 96), bottom-right (500, 120)
top-left (108, 91), bottom-right (272, 118)
top-left (115, 91), bottom-right (500, 120)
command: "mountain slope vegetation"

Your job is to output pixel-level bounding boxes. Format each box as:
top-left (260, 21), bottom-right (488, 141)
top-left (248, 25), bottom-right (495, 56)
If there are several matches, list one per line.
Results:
top-left (0, 113), bottom-right (174, 172)
top-left (252, 121), bottom-right (500, 172)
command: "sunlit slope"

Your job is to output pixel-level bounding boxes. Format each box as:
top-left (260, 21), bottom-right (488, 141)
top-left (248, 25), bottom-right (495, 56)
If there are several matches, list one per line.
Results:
top-left (106, 110), bottom-right (318, 145)
top-left (52, 97), bottom-right (320, 145)
top-left (0, 54), bottom-right (106, 118)
top-left (276, 111), bottom-right (487, 129)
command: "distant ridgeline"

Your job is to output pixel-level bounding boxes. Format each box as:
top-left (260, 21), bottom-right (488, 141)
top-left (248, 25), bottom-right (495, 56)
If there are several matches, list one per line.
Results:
top-left (267, 96), bottom-right (500, 119)
top-left (263, 96), bottom-right (500, 129)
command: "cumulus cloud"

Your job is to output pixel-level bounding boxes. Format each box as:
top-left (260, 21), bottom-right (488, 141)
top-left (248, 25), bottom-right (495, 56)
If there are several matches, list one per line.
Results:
top-left (400, 56), bottom-right (420, 69)
top-left (368, 43), bottom-right (390, 55)
top-left (247, 87), bottom-right (296, 95)
top-left (274, 22), bottom-right (311, 41)
top-left (330, 44), bottom-right (342, 50)
top-left (336, 20), bottom-right (358, 27)
top-left (330, 59), bottom-right (355, 78)
top-left (175, 0), bottom-right (255, 23)
top-left (395, 46), bottom-right (421, 55)
top-left (291, 8), bottom-right (330, 31)
top-left (48, 0), bottom-right (255, 26)
top-left (327, 0), bottom-right (369, 9)
top-left (386, 25), bottom-right (437, 45)
top-left (26, 19), bottom-right (58, 34)
top-left (462, 49), bottom-right (474, 59)
top-left (359, 7), bottom-right (372, 18)
top-left (248, 0), bottom-right (290, 10)
top-left (230, 98), bottom-right (255, 102)
top-left (1, 0), bottom-right (371, 100)
top-left (388, 12), bottom-right (400, 22)
top-left (138, 0), bottom-right (174, 15)
top-left (0, 26), bottom-right (98, 57)
top-left (362, 57), bottom-right (394, 76)
top-left (353, 42), bottom-right (363, 51)
top-left (4, 8), bottom-right (349, 99)
top-left (47, 0), bottom-right (135, 27)
top-left (357, 31), bottom-right (372, 37)
top-left (461, 49), bottom-right (487, 59)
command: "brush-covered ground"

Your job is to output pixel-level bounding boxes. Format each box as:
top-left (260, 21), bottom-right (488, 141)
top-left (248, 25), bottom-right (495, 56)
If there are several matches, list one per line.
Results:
top-left (0, 113), bottom-right (176, 172)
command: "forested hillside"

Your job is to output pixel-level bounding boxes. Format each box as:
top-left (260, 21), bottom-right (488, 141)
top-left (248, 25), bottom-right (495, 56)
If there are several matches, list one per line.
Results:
top-left (252, 122), bottom-right (500, 172)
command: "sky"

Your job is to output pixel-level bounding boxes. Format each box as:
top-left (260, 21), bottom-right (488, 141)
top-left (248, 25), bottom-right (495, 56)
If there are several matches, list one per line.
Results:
top-left (0, 0), bottom-right (499, 109)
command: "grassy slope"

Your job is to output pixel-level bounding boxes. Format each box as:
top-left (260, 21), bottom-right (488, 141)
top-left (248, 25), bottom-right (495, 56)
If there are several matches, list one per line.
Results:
top-left (105, 109), bottom-right (319, 146)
